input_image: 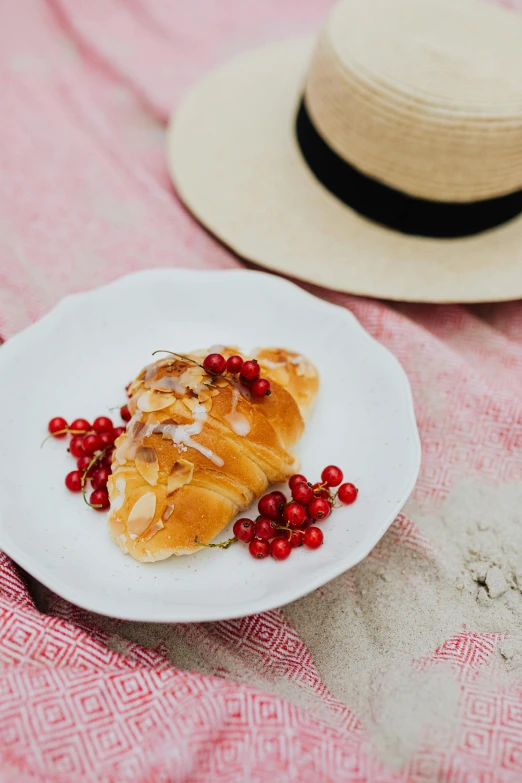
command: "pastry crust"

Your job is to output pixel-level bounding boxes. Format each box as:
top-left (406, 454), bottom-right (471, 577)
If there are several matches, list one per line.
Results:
top-left (107, 347), bottom-right (319, 561)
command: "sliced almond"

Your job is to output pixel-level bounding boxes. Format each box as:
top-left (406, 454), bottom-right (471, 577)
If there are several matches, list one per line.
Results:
top-left (202, 398), bottom-right (213, 412)
top-left (131, 420), bottom-right (145, 439)
top-left (214, 377), bottom-right (228, 388)
top-left (142, 519), bottom-right (164, 542)
top-left (161, 425), bottom-right (177, 442)
top-left (172, 400), bottom-right (193, 420)
top-left (179, 367), bottom-right (205, 389)
top-left (168, 459), bottom-right (194, 494)
top-left (127, 492), bottom-right (157, 539)
top-left (183, 397), bottom-right (199, 412)
top-left (162, 503), bottom-right (175, 522)
top-left (137, 391), bottom-right (176, 413)
top-left (198, 389), bottom-right (211, 402)
top-left (135, 446), bottom-right (159, 486)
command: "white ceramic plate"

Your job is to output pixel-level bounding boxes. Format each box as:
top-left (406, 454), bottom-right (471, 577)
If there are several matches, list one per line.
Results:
top-left (0, 269), bottom-right (420, 622)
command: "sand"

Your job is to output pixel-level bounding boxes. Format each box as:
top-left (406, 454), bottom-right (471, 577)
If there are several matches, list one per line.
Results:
top-left (284, 479), bottom-right (522, 765)
top-left (33, 478), bottom-right (522, 770)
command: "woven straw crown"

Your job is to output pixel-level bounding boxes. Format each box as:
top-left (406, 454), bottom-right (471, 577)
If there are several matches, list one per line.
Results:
top-left (305, 0), bottom-right (522, 202)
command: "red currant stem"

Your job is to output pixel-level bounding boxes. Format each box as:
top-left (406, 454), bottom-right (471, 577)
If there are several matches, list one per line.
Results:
top-left (81, 446), bottom-right (111, 509)
top-left (151, 350), bottom-right (206, 371)
top-left (195, 535), bottom-right (238, 550)
top-left (313, 481), bottom-right (336, 502)
top-left (41, 428), bottom-right (90, 447)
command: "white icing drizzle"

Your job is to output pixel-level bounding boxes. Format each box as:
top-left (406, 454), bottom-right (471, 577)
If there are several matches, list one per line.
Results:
top-left (225, 386), bottom-right (251, 437)
top-left (157, 402), bottom-right (224, 467)
top-left (114, 411), bottom-right (156, 464)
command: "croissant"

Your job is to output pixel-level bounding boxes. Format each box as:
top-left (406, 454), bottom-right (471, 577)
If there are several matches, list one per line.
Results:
top-left (107, 348), bottom-right (319, 562)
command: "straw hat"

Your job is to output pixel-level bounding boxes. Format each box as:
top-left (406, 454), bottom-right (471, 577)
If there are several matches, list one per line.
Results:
top-left (167, 0), bottom-right (522, 303)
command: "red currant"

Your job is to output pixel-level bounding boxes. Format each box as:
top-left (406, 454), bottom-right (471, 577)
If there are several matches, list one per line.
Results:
top-left (226, 355), bottom-right (244, 374)
top-left (90, 489), bottom-right (110, 511)
top-left (92, 467), bottom-right (111, 490)
top-left (271, 491), bottom-right (287, 507)
top-left (69, 435), bottom-right (85, 458)
top-left (77, 456), bottom-right (96, 479)
top-left (289, 474), bottom-right (307, 490)
top-left (48, 417), bottom-right (68, 438)
top-left (233, 518), bottom-right (255, 543)
top-left (270, 537), bottom-right (291, 561)
top-left (283, 502), bottom-right (307, 529)
top-left (102, 450), bottom-right (115, 469)
top-left (82, 433), bottom-right (102, 456)
top-left (321, 465), bottom-right (344, 487)
top-left (65, 470), bottom-right (82, 492)
top-left (203, 353), bottom-right (226, 375)
top-left (113, 426), bottom-right (125, 439)
top-left (240, 360), bottom-right (260, 383)
top-left (338, 483), bottom-right (358, 505)
top-left (99, 431), bottom-right (115, 448)
top-left (251, 378), bottom-right (271, 397)
top-left (272, 529), bottom-right (288, 540)
top-left (120, 405), bottom-right (131, 422)
top-left (70, 418), bottom-right (91, 433)
top-left (77, 455), bottom-right (92, 473)
top-left (308, 497), bottom-right (331, 521)
top-left (249, 538), bottom-right (270, 559)
top-left (291, 481), bottom-right (313, 505)
top-left (290, 530), bottom-right (304, 548)
top-left (312, 482), bottom-right (330, 499)
top-left (304, 526), bottom-right (324, 549)
top-left (92, 416), bottom-right (113, 434)
top-left (258, 492), bottom-right (285, 520)
top-left (255, 517), bottom-right (275, 541)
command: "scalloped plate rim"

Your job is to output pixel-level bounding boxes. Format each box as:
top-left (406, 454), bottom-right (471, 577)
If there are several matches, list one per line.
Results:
top-left (0, 268), bottom-right (421, 621)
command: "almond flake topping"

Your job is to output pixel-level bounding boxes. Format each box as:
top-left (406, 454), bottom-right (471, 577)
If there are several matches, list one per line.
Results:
top-left (168, 459), bottom-right (194, 494)
top-left (127, 492), bottom-right (157, 538)
top-left (137, 390), bottom-right (176, 412)
top-left (135, 446), bottom-right (159, 486)
top-left (142, 519), bottom-right (164, 541)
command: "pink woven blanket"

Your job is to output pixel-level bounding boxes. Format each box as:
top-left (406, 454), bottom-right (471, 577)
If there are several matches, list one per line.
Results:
top-left (2, 1), bottom-right (522, 780)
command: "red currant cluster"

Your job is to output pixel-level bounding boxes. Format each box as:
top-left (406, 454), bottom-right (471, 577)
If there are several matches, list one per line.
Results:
top-left (202, 353), bottom-right (271, 397)
top-left (46, 412), bottom-right (127, 510)
top-left (231, 465), bottom-right (358, 561)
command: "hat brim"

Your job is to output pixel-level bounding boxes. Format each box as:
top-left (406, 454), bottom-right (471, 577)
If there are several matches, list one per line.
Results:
top-left (167, 39), bottom-right (522, 303)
